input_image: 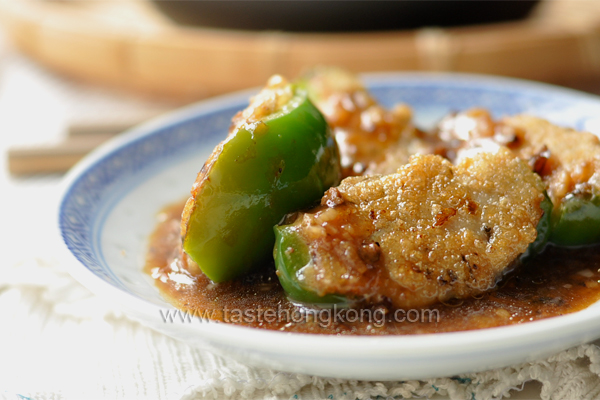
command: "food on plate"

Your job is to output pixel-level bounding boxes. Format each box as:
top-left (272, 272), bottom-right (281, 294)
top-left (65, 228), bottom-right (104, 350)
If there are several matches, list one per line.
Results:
top-left (148, 201), bottom-right (600, 334)
top-left (435, 110), bottom-right (600, 246)
top-left (504, 115), bottom-right (600, 246)
top-left (181, 75), bottom-right (340, 282)
top-left (298, 67), bottom-right (434, 177)
top-left (146, 68), bottom-right (600, 335)
top-left (274, 149), bottom-right (551, 308)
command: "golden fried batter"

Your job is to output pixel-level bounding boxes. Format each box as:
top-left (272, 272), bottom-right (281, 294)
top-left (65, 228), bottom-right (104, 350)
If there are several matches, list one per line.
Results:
top-left (433, 110), bottom-right (600, 207)
top-left (502, 115), bottom-right (600, 207)
top-left (292, 149), bottom-right (546, 308)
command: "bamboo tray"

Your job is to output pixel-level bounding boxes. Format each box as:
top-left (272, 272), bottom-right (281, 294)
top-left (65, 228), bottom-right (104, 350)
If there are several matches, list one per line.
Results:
top-left (1, 0), bottom-right (600, 101)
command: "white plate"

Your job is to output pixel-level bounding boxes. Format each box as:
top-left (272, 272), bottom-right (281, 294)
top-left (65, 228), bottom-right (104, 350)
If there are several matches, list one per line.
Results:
top-left (59, 73), bottom-right (600, 380)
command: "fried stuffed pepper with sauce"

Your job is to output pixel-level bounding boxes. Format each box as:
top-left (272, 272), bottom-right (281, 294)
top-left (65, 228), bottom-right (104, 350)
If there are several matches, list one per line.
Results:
top-left (274, 148), bottom-right (551, 308)
top-left (435, 109), bottom-right (600, 246)
top-left (181, 75), bottom-right (341, 282)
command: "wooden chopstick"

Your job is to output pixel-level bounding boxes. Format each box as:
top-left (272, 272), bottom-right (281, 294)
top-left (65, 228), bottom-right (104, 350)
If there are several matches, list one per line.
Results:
top-left (7, 119), bottom-right (141, 175)
top-left (66, 121), bottom-right (136, 137)
top-left (7, 133), bottom-right (116, 175)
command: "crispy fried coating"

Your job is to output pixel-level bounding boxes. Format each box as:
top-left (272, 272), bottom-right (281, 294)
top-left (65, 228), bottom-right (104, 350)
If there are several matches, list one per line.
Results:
top-left (433, 110), bottom-right (600, 207)
top-left (502, 115), bottom-right (600, 206)
top-left (294, 149), bottom-right (546, 308)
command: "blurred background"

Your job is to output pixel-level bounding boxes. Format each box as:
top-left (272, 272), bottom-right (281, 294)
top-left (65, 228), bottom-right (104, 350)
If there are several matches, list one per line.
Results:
top-left (0, 0), bottom-right (600, 175)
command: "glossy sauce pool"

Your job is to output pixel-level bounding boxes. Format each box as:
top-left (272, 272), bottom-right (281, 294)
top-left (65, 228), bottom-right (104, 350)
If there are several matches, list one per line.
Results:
top-left (146, 201), bottom-right (600, 335)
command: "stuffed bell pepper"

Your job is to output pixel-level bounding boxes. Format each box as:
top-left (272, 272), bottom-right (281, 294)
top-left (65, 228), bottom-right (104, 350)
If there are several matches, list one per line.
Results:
top-left (502, 115), bottom-right (600, 246)
top-left (274, 149), bottom-right (552, 308)
top-left (434, 111), bottom-right (600, 247)
top-left (181, 75), bottom-right (341, 282)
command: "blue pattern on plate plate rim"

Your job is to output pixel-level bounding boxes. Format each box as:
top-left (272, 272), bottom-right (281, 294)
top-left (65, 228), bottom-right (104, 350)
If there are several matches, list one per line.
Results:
top-left (59, 74), bottom-right (600, 292)
top-left (60, 106), bottom-right (238, 291)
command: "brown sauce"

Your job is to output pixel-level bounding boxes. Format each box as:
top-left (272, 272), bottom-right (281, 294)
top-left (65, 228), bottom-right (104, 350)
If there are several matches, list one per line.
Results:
top-left (145, 201), bottom-right (600, 335)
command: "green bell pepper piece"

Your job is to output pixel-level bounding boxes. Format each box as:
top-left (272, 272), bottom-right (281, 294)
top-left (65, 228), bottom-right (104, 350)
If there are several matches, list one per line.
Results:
top-left (550, 193), bottom-right (600, 246)
top-left (274, 193), bottom-right (553, 305)
top-left (519, 192), bottom-right (553, 263)
top-left (182, 83), bottom-right (341, 282)
top-left (273, 221), bottom-right (354, 306)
